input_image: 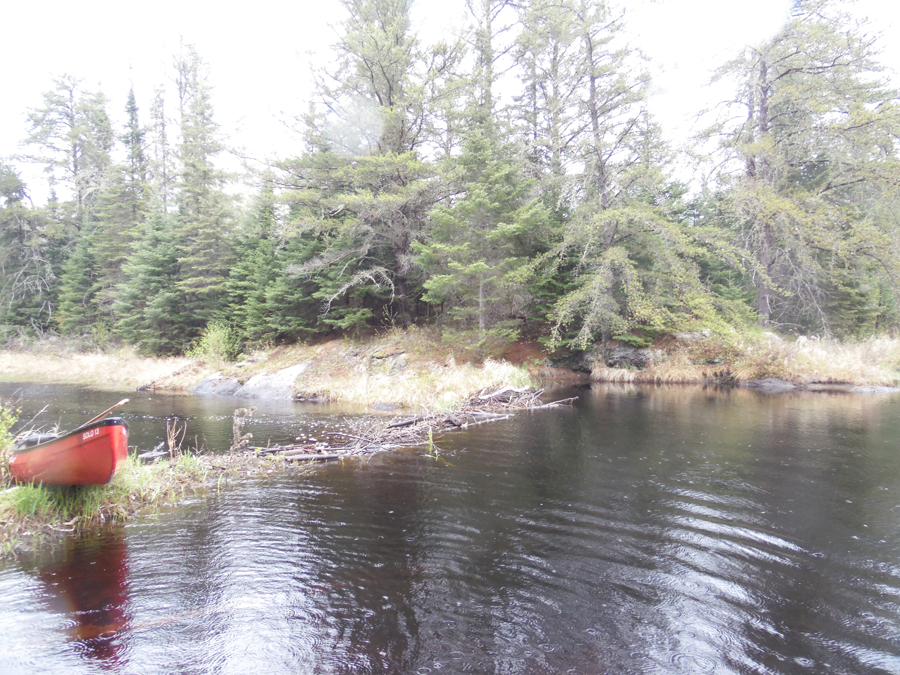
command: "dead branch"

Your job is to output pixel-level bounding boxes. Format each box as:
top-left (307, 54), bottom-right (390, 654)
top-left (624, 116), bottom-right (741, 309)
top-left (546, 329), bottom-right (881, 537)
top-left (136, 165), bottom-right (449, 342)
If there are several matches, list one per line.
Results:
top-left (247, 388), bottom-right (577, 464)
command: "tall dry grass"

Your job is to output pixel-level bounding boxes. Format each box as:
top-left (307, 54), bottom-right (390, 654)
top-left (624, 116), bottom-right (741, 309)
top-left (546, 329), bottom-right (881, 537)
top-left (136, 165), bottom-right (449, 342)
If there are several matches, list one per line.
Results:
top-left (0, 347), bottom-right (194, 389)
top-left (591, 334), bottom-right (900, 386)
top-left (731, 335), bottom-right (900, 385)
top-left (301, 357), bottom-right (534, 409)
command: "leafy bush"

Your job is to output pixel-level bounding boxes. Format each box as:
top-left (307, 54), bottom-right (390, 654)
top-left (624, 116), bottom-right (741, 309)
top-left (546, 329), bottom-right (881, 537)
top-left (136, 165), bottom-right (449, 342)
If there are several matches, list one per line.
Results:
top-left (187, 322), bottom-right (242, 362)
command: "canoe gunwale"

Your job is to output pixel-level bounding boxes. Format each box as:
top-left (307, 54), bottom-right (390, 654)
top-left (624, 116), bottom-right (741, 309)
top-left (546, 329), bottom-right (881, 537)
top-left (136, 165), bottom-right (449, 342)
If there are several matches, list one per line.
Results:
top-left (11, 417), bottom-right (130, 455)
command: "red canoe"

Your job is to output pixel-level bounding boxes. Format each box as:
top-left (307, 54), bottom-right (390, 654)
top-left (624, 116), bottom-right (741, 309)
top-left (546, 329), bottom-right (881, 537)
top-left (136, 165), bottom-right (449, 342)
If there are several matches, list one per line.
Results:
top-left (9, 418), bottom-right (129, 486)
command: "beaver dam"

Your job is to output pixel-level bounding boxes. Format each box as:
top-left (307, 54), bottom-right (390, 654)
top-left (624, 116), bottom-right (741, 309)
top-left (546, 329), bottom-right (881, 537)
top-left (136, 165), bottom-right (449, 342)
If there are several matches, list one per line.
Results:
top-left (246, 387), bottom-right (577, 462)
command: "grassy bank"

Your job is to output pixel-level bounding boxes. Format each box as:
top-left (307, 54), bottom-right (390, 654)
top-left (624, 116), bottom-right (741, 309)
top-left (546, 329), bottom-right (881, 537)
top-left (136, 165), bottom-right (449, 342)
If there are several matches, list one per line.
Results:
top-left (0, 327), bottom-right (540, 407)
top-left (0, 445), bottom-right (295, 560)
top-left (591, 334), bottom-right (900, 387)
top-left (4, 328), bottom-right (899, 397)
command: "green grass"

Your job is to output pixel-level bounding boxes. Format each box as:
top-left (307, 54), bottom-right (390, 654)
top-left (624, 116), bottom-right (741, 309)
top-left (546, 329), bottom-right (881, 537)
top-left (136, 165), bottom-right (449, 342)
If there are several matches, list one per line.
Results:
top-left (0, 453), bottom-right (214, 558)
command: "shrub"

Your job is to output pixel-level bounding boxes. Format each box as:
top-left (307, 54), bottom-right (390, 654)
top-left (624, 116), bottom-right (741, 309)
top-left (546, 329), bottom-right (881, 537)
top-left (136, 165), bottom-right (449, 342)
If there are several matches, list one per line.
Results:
top-left (187, 322), bottom-right (242, 362)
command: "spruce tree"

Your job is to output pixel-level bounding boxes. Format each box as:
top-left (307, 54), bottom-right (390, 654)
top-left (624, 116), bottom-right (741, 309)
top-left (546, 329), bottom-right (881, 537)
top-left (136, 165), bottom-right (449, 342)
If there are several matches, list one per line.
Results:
top-left (280, 1), bottom-right (445, 329)
top-left (56, 88), bottom-right (150, 334)
top-left (173, 44), bottom-right (234, 339)
top-left (115, 209), bottom-right (188, 354)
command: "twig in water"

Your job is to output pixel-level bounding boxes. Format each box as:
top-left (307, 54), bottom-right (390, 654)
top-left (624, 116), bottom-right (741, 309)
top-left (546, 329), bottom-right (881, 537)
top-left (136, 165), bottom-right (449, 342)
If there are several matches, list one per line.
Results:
top-left (166, 418), bottom-right (187, 457)
top-left (231, 407), bottom-right (256, 452)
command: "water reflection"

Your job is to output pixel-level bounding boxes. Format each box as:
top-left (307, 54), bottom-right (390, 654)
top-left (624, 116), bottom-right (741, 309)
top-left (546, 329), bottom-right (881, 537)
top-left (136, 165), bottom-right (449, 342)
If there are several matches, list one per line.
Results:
top-left (37, 533), bottom-right (131, 666)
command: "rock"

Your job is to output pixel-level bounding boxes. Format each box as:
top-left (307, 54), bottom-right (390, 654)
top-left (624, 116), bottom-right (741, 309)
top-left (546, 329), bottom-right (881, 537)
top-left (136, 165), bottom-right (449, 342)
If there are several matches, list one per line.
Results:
top-left (850, 385), bottom-right (900, 395)
top-left (607, 346), bottom-right (664, 369)
top-left (191, 373), bottom-right (242, 396)
top-left (740, 377), bottom-right (796, 393)
top-left (367, 349), bottom-right (409, 375)
top-left (674, 329), bottom-right (712, 341)
top-left (233, 362), bottom-right (310, 400)
top-left (370, 402), bottom-right (401, 411)
top-left (549, 348), bottom-right (601, 373)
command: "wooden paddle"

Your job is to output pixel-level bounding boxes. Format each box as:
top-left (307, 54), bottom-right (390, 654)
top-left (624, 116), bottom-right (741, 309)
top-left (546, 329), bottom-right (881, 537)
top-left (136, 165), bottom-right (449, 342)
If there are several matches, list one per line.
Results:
top-left (80, 399), bottom-right (130, 428)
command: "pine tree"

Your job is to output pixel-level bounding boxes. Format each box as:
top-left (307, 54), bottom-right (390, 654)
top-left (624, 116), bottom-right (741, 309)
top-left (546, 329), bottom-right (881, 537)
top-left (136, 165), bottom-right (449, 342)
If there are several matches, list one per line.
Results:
top-left (22, 74), bottom-right (113, 223)
top-left (0, 162), bottom-right (58, 333)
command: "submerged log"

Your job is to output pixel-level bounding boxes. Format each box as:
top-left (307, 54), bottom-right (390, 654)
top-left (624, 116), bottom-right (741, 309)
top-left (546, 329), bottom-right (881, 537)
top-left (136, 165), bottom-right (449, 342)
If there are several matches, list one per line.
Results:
top-left (282, 453), bottom-right (344, 462)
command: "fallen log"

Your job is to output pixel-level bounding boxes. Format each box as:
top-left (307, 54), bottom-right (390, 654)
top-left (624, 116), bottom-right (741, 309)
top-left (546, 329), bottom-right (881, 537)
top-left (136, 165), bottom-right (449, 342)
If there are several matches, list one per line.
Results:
top-left (247, 388), bottom-right (577, 466)
top-left (282, 453), bottom-right (345, 462)
top-left (532, 396), bottom-right (579, 408)
top-left (467, 412), bottom-right (511, 420)
top-left (459, 414), bottom-right (512, 428)
top-left (385, 417), bottom-right (422, 429)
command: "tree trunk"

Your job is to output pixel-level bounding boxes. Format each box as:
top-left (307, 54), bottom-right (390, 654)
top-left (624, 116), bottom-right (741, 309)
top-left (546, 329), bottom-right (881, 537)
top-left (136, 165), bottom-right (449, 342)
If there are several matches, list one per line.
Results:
top-left (757, 222), bottom-right (774, 327)
top-left (478, 278), bottom-right (486, 333)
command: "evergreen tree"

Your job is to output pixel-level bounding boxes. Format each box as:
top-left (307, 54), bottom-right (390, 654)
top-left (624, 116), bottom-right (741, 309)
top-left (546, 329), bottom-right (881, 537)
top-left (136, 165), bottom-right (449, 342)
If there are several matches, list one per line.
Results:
top-left (22, 74), bottom-right (113, 222)
top-left (173, 44), bottom-right (234, 338)
top-left (227, 186), bottom-right (324, 343)
top-left (411, 0), bottom-right (554, 334)
top-left (148, 86), bottom-right (175, 211)
top-left (523, 3), bottom-right (728, 349)
top-left (280, 0), bottom-right (445, 329)
top-left (415, 110), bottom-right (550, 332)
top-left (56, 88), bottom-right (150, 334)
top-left (115, 209), bottom-right (188, 354)
top-left (0, 162), bottom-right (59, 333)
top-left (703, 0), bottom-right (900, 333)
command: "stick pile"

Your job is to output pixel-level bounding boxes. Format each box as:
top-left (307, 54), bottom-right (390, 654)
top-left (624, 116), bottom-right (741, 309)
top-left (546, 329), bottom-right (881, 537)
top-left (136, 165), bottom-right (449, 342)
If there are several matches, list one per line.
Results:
top-left (249, 387), bottom-right (577, 463)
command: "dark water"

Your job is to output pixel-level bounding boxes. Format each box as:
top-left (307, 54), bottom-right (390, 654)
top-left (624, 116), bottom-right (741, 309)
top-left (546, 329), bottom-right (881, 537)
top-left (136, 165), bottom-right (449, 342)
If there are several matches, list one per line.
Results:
top-left (2, 384), bottom-right (900, 674)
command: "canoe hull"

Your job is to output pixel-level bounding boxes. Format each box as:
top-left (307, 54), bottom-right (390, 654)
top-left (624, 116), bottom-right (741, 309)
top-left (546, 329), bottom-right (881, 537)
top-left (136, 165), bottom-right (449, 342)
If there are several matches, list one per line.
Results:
top-left (9, 418), bottom-right (129, 486)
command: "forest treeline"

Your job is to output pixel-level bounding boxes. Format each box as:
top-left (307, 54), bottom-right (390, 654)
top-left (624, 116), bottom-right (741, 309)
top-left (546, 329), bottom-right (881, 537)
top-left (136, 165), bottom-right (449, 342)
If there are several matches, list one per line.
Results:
top-left (2, 0), bottom-right (899, 357)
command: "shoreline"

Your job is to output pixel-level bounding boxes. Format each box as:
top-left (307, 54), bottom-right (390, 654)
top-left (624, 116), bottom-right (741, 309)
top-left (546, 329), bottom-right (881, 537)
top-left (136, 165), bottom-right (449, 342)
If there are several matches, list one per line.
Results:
top-left (0, 384), bottom-right (574, 561)
top-left (3, 329), bottom-right (900, 560)
top-left (3, 330), bottom-right (900, 403)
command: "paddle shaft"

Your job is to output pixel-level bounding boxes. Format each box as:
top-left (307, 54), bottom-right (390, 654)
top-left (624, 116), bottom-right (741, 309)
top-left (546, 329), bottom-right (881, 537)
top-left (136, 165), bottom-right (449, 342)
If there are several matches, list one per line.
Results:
top-left (81, 399), bottom-right (130, 427)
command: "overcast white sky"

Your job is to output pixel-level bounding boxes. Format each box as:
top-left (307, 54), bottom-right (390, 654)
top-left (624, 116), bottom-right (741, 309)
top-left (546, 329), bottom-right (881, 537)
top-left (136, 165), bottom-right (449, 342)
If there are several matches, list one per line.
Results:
top-left (3, 0), bottom-right (899, 200)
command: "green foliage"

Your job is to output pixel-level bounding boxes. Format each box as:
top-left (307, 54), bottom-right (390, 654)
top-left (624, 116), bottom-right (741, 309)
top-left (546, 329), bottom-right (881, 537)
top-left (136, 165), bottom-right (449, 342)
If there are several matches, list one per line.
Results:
top-left (0, 162), bottom-right (61, 334)
top-left (277, 150), bottom-right (437, 331)
top-left (703, 0), bottom-right (900, 333)
top-left (0, 405), bottom-right (17, 479)
top-left (613, 333), bottom-right (653, 348)
top-left (416, 106), bottom-right (551, 330)
top-left (174, 45), bottom-right (234, 340)
top-left (3, 2), bottom-right (900, 356)
top-left (12, 485), bottom-right (54, 518)
top-left (187, 321), bottom-right (242, 362)
top-left (115, 210), bottom-right (189, 355)
top-left (22, 74), bottom-right (113, 218)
